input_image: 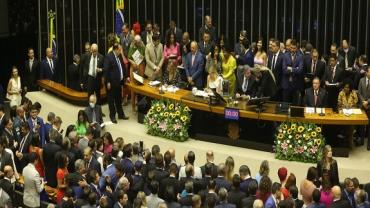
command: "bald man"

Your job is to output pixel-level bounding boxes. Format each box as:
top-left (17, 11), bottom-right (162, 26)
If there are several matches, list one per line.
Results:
top-left (0, 165), bottom-right (14, 202)
top-left (40, 47), bottom-right (58, 81)
top-left (331, 185), bottom-right (352, 208)
top-left (82, 43), bottom-right (104, 104)
top-left (184, 41), bottom-right (204, 89)
top-left (198, 15), bottom-right (217, 42)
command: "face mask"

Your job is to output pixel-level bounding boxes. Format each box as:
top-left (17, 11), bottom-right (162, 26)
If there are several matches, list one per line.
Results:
top-left (89, 103), bottom-right (95, 108)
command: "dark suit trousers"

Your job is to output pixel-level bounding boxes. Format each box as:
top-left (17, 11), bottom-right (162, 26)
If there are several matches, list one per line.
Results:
top-left (87, 76), bottom-right (101, 104)
top-left (107, 83), bottom-right (125, 120)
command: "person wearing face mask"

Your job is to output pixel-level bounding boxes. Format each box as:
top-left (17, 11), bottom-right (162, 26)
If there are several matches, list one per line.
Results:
top-left (85, 94), bottom-right (103, 138)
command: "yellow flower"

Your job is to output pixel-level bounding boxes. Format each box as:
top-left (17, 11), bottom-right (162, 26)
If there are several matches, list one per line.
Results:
top-left (181, 116), bottom-right (187, 122)
top-left (175, 111), bottom-right (180, 116)
top-left (156, 107), bottom-right (161, 112)
top-left (148, 109), bottom-right (153, 114)
top-left (171, 113), bottom-right (176, 118)
top-left (287, 129), bottom-right (292, 134)
top-left (311, 131), bottom-right (317, 137)
top-left (316, 139), bottom-right (322, 146)
top-left (184, 106), bottom-right (190, 112)
top-left (291, 124), bottom-right (297, 130)
top-left (298, 126), bottom-right (305, 133)
top-left (282, 124), bottom-right (288, 130)
top-left (295, 134), bottom-right (300, 139)
top-left (164, 112), bottom-right (169, 117)
top-left (315, 127), bottom-right (321, 133)
top-left (169, 104), bottom-right (174, 110)
top-left (277, 133), bottom-right (284, 139)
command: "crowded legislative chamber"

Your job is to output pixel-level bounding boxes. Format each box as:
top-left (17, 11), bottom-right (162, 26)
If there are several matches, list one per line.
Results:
top-left (1, 0), bottom-right (370, 207)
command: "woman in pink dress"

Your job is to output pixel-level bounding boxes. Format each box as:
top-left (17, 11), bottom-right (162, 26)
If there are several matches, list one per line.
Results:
top-left (103, 132), bottom-right (113, 154)
top-left (163, 32), bottom-right (181, 65)
top-left (320, 175), bottom-right (334, 208)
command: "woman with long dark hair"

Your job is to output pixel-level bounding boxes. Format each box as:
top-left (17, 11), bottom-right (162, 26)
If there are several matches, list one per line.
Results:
top-left (76, 110), bottom-right (88, 138)
top-left (56, 153), bottom-right (69, 204)
top-left (163, 32), bottom-right (181, 65)
top-left (317, 145), bottom-right (339, 186)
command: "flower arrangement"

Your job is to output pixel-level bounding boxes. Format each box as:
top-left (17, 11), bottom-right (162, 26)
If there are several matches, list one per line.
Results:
top-left (144, 99), bottom-right (191, 142)
top-left (274, 122), bottom-right (326, 163)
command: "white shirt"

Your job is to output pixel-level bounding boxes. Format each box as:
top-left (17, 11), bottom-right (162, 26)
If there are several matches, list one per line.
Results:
top-left (178, 165), bottom-right (202, 179)
top-left (47, 58), bottom-right (54, 72)
top-left (88, 55), bottom-right (97, 77)
top-left (29, 58), bottom-right (34, 71)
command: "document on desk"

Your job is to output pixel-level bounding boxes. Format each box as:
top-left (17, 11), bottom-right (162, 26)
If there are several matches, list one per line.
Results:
top-left (343, 108), bottom-right (362, 115)
top-left (132, 50), bottom-right (143, 65)
top-left (305, 107), bottom-right (325, 114)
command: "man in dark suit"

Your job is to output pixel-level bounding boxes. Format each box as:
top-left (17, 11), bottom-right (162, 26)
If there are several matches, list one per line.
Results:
top-left (0, 165), bottom-right (15, 203)
top-left (331, 186), bottom-right (351, 208)
top-left (239, 165), bottom-right (255, 196)
top-left (82, 43), bottom-right (104, 104)
top-left (237, 40), bottom-right (254, 68)
top-left (185, 41), bottom-right (205, 89)
top-left (330, 43), bottom-right (345, 69)
top-left (15, 122), bottom-right (32, 172)
top-left (252, 67), bottom-right (277, 98)
top-left (104, 43), bottom-right (129, 123)
top-left (153, 153), bottom-right (169, 184)
top-left (241, 180), bottom-right (258, 208)
top-left (43, 129), bottom-right (62, 188)
top-left (40, 47), bottom-right (59, 82)
top-left (234, 30), bottom-right (248, 59)
top-left (160, 163), bottom-right (180, 199)
top-left (215, 164), bottom-right (231, 192)
top-left (27, 104), bottom-right (46, 147)
top-left (80, 42), bottom-right (91, 91)
top-left (85, 94), bottom-right (103, 137)
top-left (341, 178), bottom-right (356, 208)
top-left (235, 66), bottom-right (257, 98)
top-left (67, 54), bottom-right (81, 91)
top-left (282, 39), bottom-right (304, 103)
top-left (178, 181), bottom-right (194, 207)
top-left (198, 15), bottom-right (217, 42)
top-left (120, 23), bottom-right (134, 57)
top-left (323, 54), bottom-right (344, 111)
top-left (200, 150), bottom-right (218, 179)
top-left (215, 188), bottom-right (236, 208)
top-left (353, 55), bottom-right (368, 90)
top-left (357, 66), bottom-right (370, 149)
top-left (227, 175), bottom-right (246, 208)
top-left (304, 49), bottom-right (326, 88)
top-left (339, 39), bottom-right (357, 71)
top-left (84, 147), bottom-right (101, 175)
top-left (141, 21), bottom-right (153, 45)
top-left (267, 40), bottom-right (284, 99)
top-left (198, 31), bottom-right (215, 57)
top-left (22, 48), bottom-right (40, 92)
top-left (304, 77), bottom-right (327, 108)
top-left (165, 20), bottom-right (183, 43)
top-left (0, 137), bottom-right (13, 172)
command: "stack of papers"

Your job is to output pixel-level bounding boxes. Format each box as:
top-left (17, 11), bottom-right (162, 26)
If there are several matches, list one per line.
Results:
top-left (149, 81), bottom-right (161, 86)
top-left (343, 108), bottom-right (362, 115)
top-left (305, 107), bottom-right (325, 114)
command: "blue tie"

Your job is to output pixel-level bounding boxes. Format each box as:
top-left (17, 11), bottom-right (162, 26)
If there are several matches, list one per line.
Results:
top-left (116, 56), bottom-right (123, 80)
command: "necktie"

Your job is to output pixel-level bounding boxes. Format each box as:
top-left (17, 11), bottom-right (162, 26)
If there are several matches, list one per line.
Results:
top-left (49, 59), bottom-right (54, 74)
top-left (19, 136), bottom-right (27, 152)
top-left (92, 56), bottom-right (96, 77)
top-left (291, 54), bottom-right (295, 63)
top-left (243, 78), bottom-right (248, 92)
top-left (272, 54), bottom-right (276, 71)
top-left (345, 53), bottom-right (348, 68)
top-left (29, 60), bottom-right (33, 72)
top-left (332, 68), bottom-right (335, 82)
top-left (312, 62), bottom-right (316, 74)
top-left (92, 108), bottom-right (96, 123)
top-left (314, 90), bottom-right (318, 106)
top-left (192, 54), bottom-right (195, 66)
top-left (116, 56), bottom-right (124, 80)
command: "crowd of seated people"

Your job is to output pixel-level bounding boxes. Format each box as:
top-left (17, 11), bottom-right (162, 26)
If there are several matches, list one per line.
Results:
top-left (0, 98), bottom-right (370, 207)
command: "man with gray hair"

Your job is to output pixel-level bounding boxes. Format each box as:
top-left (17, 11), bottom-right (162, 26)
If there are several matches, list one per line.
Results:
top-left (235, 65), bottom-right (257, 99)
top-left (85, 94), bottom-right (103, 137)
top-left (82, 43), bottom-right (104, 104)
top-left (216, 187), bottom-right (236, 208)
top-left (66, 159), bottom-right (87, 188)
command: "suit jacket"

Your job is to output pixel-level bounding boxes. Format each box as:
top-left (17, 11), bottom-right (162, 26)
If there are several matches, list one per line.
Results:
top-left (215, 201), bottom-right (237, 208)
top-left (82, 53), bottom-right (104, 79)
top-left (238, 49), bottom-right (255, 68)
top-left (215, 176), bottom-right (232, 192)
top-left (22, 163), bottom-right (44, 207)
top-left (40, 57), bottom-right (59, 82)
top-left (104, 51), bottom-right (127, 87)
top-left (198, 41), bottom-right (215, 56)
top-left (199, 25), bottom-right (217, 42)
top-left (43, 141), bottom-right (62, 188)
top-left (23, 58), bottom-right (40, 90)
top-left (67, 63), bottom-right (81, 90)
top-left (304, 88), bottom-right (327, 108)
top-left (141, 30), bottom-right (153, 45)
top-left (87, 156), bottom-right (102, 176)
top-left (153, 168), bottom-right (169, 185)
top-left (241, 195), bottom-right (256, 208)
top-left (27, 116), bottom-right (45, 147)
top-left (236, 74), bottom-right (257, 97)
top-left (2, 128), bottom-right (16, 151)
top-left (267, 52), bottom-right (284, 87)
top-left (338, 46), bottom-right (357, 68)
top-left (185, 51), bottom-right (205, 89)
top-left (282, 52), bottom-right (304, 90)
top-left (239, 178), bottom-right (257, 196)
top-left (200, 162), bottom-right (218, 179)
top-left (0, 178), bottom-right (14, 202)
top-left (304, 59), bottom-right (326, 80)
top-left (255, 71), bottom-right (277, 98)
top-left (228, 189), bottom-right (246, 208)
top-left (322, 65), bottom-right (344, 85)
top-left (264, 195), bottom-right (277, 208)
top-left (160, 176), bottom-right (180, 198)
top-left (120, 33), bottom-right (134, 55)
top-left (16, 132), bottom-right (32, 171)
top-left (166, 27), bottom-right (183, 43)
top-left (316, 159), bottom-right (339, 186)
top-left (0, 150), bottom-right (13, 172)
top-left (85, 105), bottom-right (103, 124)
top-left (358, 77), bottom-right (370, 103)
top-left (178, 194), bottom-right (194, 207)
top-left (329, 199), bottom-right (351, 208)
top-left (145, 43), bottom-right (164, 80)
